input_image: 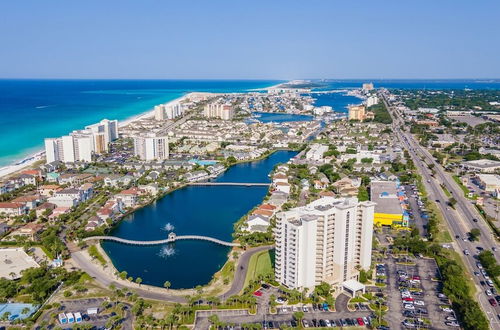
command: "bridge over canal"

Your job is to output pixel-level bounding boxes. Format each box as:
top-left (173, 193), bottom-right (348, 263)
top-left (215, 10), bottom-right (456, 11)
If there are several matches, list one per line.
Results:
top-left (83, 232), bottom-right (240, 247)
top-left (188, 182), bottom-right (270, 187)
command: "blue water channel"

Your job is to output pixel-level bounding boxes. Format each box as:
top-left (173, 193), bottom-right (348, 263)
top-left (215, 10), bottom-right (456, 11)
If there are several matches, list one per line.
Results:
top-left (102, 150), bottom-right (297, 289)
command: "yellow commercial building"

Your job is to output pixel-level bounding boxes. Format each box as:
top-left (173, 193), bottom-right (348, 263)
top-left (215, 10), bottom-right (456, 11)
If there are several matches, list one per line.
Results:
top-left (370, 181), bottom-right (408, 227)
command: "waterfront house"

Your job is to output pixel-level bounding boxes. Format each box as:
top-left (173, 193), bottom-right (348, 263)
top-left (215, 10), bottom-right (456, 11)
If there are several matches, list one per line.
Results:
top-left (0, 202), bottom-right (27, 217)
top-left (268, 191), bottom-right (289, 207)
top-left (115, 188), bottom-right (140, 208)
top-left (274, 182), bottom-right (291, 194)
top-left (138, 183), bottom-right (159, 195)
top-left (246, 214), bottom-right (270, 233)
top-left (85, 216), bottom-right (105, 231)
top-left (252, 208), bottom-right (274, 218)
top-left (272, 173), bottom-right (288, 184)
top-left (184, 170), bottom-right (209, 182)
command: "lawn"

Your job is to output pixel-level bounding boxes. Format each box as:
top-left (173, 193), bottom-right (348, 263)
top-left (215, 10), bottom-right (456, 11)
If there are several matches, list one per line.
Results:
top-left (243, 250), bottom-right (274, 289)
top-left (452, 175), bottom-right (470, 197)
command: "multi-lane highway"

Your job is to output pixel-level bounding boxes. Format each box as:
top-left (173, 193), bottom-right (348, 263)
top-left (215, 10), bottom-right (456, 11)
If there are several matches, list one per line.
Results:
top-left (379, 92), bottom-right (500, 327)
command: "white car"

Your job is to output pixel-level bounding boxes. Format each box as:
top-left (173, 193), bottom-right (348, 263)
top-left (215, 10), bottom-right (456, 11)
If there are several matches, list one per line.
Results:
top-left (404, 304), bottom-right (415, 310)
top-left (486, 289), bottom-right (492, 296)
top-left (414, 300), bottom-right (425, 306)
top-left (442, 307), bottom-right (453, 313)
top-left (463, 249), bottom-right (470, 255)
top-left (324, 320), bottom-right (331, 327)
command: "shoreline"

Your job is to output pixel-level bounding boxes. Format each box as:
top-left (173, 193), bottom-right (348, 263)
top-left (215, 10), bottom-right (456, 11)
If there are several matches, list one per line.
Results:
top-left (0, 81), bottom-right (282, 180)
top-left (0, 92), bottom-right (198, 180)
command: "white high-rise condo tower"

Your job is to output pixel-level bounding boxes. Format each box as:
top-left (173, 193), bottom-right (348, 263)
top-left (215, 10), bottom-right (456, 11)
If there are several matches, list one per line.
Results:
top-left (274, 196), bottom-right (375, 290)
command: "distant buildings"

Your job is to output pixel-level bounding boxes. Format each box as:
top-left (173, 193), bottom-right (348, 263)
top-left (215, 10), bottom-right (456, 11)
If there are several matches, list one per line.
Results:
top-left (45, 119), bottom-right (118, 163)
top-left (348, 105), bottom-right (366, 121)
top-left (133, 133), bottom-right (169, 161)
top-left (274, 196), bottom-right (375, 290)
top-left (204, 102), bottom-right (234, 120)
top-left (362, 83), bottom-right (374, 92)
top-left (154, 102), bottom-right (184, 121)
top-left (461, 159), bottom-right (500, 173)
top-left (370, 180), bottom-right (408, 227)
top-left (366, 96), bottom-right (379, 107)
top-left (305, 144), bottom-right (329, 161)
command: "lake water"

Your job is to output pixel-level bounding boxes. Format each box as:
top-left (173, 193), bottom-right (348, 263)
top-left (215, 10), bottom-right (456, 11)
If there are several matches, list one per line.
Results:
top-left (102, 150), bottom-right (297, 289)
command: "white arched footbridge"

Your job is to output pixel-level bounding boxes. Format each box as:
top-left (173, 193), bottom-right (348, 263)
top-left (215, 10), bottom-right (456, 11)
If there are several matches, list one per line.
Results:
top-left (83, 232), bottom-right (239, 247)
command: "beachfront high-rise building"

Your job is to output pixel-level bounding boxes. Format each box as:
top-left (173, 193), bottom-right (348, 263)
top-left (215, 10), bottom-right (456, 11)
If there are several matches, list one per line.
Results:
top-left (274, 196), bottom-right (375, 290)
top-left (44, 119), bottom-right (119, 163)
top-left (133, 133), bottom-right (169, 161)
top-left (203, 102), bottom-right (234, 120)
top-left (154, 105), bottom-right (166, 121)
top-left (154, 102), bottom-right (184, 121)
top-left (44, 138), bottom-right (63, 163)
top-left (348, 105), bottom-right (366, 121)
top-left (84, 119), bottom-right (119, 153)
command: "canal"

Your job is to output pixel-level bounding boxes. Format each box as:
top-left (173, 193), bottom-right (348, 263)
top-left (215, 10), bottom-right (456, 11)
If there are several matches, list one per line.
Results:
top-left (102, 150), bottom-right (297, 289)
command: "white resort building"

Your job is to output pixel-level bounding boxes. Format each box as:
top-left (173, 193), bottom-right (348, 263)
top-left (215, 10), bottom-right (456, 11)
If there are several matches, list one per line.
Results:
top-left (274, 196), bottom-right (375, 292)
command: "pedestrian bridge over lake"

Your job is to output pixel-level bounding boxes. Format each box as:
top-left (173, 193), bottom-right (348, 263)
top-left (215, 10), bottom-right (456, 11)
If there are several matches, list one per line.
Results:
top-left (83, 232), bottom-right (240, 247)
top-left (188, 182), bottom-right (270, 187)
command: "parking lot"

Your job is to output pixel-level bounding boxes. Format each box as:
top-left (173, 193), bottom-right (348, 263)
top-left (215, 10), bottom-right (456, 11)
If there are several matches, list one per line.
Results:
top-left (383, 256), bottom-right (459, 329)
top-left (36, 298), bottom-right (132, 330)
top-left (195, 284), bottom-right (375, 329)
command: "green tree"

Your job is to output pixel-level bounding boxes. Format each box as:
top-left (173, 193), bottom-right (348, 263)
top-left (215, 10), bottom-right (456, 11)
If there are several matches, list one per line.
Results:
top-left (469, 228), bottom-right (481, 241)
top-left (357, 186), bottom-right (369, 202)
top-left (164, 281), bottom-right (171, 290)
top-left (293, 311), bottom-right (304, 323)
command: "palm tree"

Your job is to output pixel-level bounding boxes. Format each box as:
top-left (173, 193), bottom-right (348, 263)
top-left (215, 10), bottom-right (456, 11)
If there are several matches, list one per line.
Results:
top-left (163, 280), bottom-right (171, 290)
top-left (135, 277), bottom-right (142, 286)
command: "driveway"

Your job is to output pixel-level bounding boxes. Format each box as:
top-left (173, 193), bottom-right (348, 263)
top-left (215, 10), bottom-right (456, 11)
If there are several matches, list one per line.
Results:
top-left (334, 293), bottom-right (350, 313)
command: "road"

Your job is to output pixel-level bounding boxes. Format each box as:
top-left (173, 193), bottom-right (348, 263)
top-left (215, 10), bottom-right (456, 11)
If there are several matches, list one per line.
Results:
top-left (71, 245), bottom-right (272, 303)
top-left (380, 91), bottom-right (500, 327)
top-left (220, 245), bottom-right (273, 299)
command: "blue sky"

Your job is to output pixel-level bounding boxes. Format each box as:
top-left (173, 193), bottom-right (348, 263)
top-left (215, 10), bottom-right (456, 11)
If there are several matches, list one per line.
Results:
top-left (0, 0), bottom-right (499, 79)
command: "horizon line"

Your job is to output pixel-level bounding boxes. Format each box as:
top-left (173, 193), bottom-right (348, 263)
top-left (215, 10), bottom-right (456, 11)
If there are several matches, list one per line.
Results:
top-left (1, 77), bottom-right (500, 81)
